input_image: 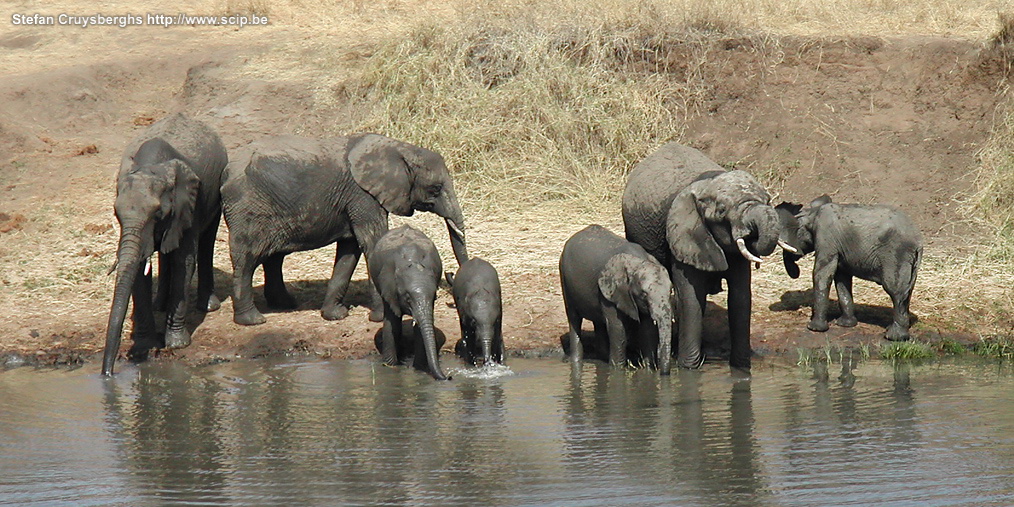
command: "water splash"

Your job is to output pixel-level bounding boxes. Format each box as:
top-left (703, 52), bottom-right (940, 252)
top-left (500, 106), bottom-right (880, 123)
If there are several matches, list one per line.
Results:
top-left (450, 363), bottom-right (515, 379)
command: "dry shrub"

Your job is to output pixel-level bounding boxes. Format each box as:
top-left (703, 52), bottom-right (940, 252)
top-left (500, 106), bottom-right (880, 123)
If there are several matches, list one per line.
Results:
top-left (974, 99), bottom-right (1014, 262)
top-left (988, 12), bottom-right (1014, 75)
top-left (333, 3), bottom-right (762, 214)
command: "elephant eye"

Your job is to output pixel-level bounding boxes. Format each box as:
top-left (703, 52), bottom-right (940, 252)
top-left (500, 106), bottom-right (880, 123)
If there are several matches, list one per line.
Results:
top-left (429, 184), bottom-right (443, 196)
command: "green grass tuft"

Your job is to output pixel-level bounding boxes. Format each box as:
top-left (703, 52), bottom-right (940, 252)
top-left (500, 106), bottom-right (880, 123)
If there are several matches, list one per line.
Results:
top-left (973, 336), bottom-right (1014, 360)
top-left (880, 340), bottom-right (934, 361)
top-left (934, 338), bottom-right (967, 355)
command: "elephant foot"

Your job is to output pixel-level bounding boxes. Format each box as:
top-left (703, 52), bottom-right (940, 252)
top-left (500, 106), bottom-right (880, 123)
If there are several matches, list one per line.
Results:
top-left (835, 315), bottom-right (858, 328)
top-left (678, 353), bottom-right (706, 369)
top-left (200, 293), bottom-right (222, 313)
top-left (164, 328), bottom-right (192, 349)
top-left (369, 307), bottom-right (384, 323)
top-left (807, 320), bottom-right (830, 332)
top-left (128, 333), bottom-right (162, 362)
top-left (885, 324), bottom-right (910, 342)
top-left (321, 303), bottom-right (350, 321)
top-left (234, 307), bottom-right (266, 326)
top-left (126, 343), bottom-right (152, 363)
top-left (265, 290), bottom-right (298, 310)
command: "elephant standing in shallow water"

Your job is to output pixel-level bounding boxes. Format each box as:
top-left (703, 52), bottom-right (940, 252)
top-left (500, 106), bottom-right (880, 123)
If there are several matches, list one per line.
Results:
top-left (778, 196), bottom-right (922, 341)
top-left (369, 225), bottom-right (449, 381)
top-left (559, 225), bottom-right (673, 374)
top-left (447, 257), bottom-right (504, 367)
top-left (103, 113), bottom-right (228, 375)
top-left (622, 143), bottom-right (797, 369)
top-left (221, 133), bottom-right (468, 326)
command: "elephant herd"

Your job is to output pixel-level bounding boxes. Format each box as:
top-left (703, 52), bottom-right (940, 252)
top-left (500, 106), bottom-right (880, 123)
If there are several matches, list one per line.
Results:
top-left (103, 113), bottom-right (923, 379)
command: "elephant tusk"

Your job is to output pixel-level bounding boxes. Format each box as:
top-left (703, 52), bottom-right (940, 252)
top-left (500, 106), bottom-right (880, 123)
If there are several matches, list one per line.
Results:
top-left (736, 238), bottom-right (764, 264)
top-left (144, 258), bottom-right (151, 276)
top-left (445, 218), bottom-right (465, 238)
top-left (778, 239), bottom-right (799, 254)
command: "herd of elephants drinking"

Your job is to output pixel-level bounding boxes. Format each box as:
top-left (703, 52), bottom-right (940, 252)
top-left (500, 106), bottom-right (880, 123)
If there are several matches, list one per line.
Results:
top-left (103, 113), bottom-right (924, 379)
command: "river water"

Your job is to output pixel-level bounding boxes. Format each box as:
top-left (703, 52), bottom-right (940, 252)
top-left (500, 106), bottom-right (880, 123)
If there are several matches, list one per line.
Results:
top-left (1, 356), bottom-right (1012, 506)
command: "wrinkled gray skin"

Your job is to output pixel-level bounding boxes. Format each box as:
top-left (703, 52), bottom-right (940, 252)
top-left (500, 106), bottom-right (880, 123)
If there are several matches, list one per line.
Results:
top-left (559, 225), bottom-right (674, 374)
top-left (622, 143), bottom-right (794, 369)
top-left (446, 257), bottom-right (504, 367)
top-left (373, 318), bottom-right (447, 367)
top-left (103, 114), bottom-right (228, 376)
top-left (221, 133), bottom-right (467, 326)
top-left (779, 196), bottom-right (923, 341)
top-left (368, 225), bottom-right (449, 380)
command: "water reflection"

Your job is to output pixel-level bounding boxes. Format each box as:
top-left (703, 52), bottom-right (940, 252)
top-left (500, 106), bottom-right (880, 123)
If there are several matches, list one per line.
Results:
top-left (0, 357), bottom-right (1011, 505)
top-left (103, 364), bottom-right (231, 504)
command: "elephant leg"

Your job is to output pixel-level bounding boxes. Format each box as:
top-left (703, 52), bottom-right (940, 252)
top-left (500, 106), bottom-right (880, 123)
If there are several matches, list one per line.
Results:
top-left (367, 286), bottom-right (385, 323)
top-left (164, 241), bottom-right (197, 349)
top-left (601, 303), bottom-right (628, 368)
top-left (562, 291), bottom-right (584, 363)
top-left (380, 305), bottom-right (402, 366)
top-left (153, 254), bottom-right (171, 313)
top-left (726, 256), bottom-right (752, 369)
top-left (672, 266), bottom-right (708, 369)
top-left (808, 254), bottom-right (838, 332)
top-left (196, 216), bottom-right (221, 312)
top-left (231, 242), bottom-right (266, 326)
top-left (321, 241), bottom-right (361, 321)
top-left (127, 262), bottom-right (160, 360)
top-left (263, 253), bottom-right (298, 310)
top-left (636, 319), bottom-right (658, 369)
top-left (591, 321), bottom-right (609, 361)
top-left (885, 290), bottom-right (912, 341)
top-left (493, 319), bottom-right (504, 364)
top-left (459, 318), bottom-right (477, 365)
top-left (834, 272), bottom-right (857, 327)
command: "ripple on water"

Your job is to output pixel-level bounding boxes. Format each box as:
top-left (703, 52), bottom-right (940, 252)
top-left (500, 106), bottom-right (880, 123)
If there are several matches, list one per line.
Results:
top-left (449, 363), bottom-right (516, 380)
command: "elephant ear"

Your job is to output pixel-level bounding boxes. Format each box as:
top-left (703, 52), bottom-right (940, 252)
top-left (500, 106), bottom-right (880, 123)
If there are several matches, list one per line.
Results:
top-left (160, 159), bottom-right (199, 254)
top-left (599, 254), bottom-right (640, 322)
top-left (809, 194), bottom-right (832, 209)
top-left (348, 134), bottom-right (414, 216)
top-left (667, 182), bottom-right (728, 272)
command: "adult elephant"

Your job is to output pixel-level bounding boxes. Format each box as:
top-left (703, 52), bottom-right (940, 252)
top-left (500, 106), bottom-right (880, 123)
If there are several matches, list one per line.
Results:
top-left (103, 113), bottom-right (228, 376)
top-left (221, 133), bottom-right (467, 326)
top-left (622, 143), bottom-right (796, 369)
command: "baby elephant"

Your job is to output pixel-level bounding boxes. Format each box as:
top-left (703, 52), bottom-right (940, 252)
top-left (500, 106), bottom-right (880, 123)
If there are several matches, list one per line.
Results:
top-left (369, 225), bottom-right (449, 380)
top-left (779, 196), bottom-right (923, 341)
top-left (559, 225), bottom-right (673, 374)
top-left (446, 258), bottom-right (504, 367)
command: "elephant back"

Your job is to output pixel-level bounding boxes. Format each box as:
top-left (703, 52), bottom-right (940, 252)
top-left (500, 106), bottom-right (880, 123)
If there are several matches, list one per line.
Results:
top-left (452, 257), bottom-right (501, 304)
top-left (622, 143), bottom-right (724, 265)
top-left (121, 114), bottom-right (227, 182)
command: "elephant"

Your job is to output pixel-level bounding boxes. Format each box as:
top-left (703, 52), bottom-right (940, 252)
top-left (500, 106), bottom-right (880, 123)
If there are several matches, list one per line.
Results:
top-left (373, 318), bottom-right (447, 367)
top-left (220, 133), bottom-right (467, 326)
top-left (778, 196), bottom-right (923, 341)
top-left (559, 225), bottom-right (674, 374)
top-left (368, 225), bottom-right (449, 380)
top-left (622, 143), bottom-right (797, 369)
top-left (103, 113), bottom-right (228, 375)
top-left (446, 257), bottom-right (504, 367)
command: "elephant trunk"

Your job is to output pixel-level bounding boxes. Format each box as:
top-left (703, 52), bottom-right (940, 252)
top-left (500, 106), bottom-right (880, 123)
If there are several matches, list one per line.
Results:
top-left (475, 320), bottom-right (496, 367)
top-left (411, 295), bottom-right (448, 380)
top-left (649, 299), bottom-right (673, 375)
top-left (738, 204), bottom-right (780, 260)
top-left (434, 188), bottom-right (468, 265)
top-left (103, 226), bottom-right (152, 375)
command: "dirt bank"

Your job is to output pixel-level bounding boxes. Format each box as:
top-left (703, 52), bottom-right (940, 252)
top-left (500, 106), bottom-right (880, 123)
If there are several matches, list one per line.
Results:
top-left (0, 6), bottom-right (1010, 370)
